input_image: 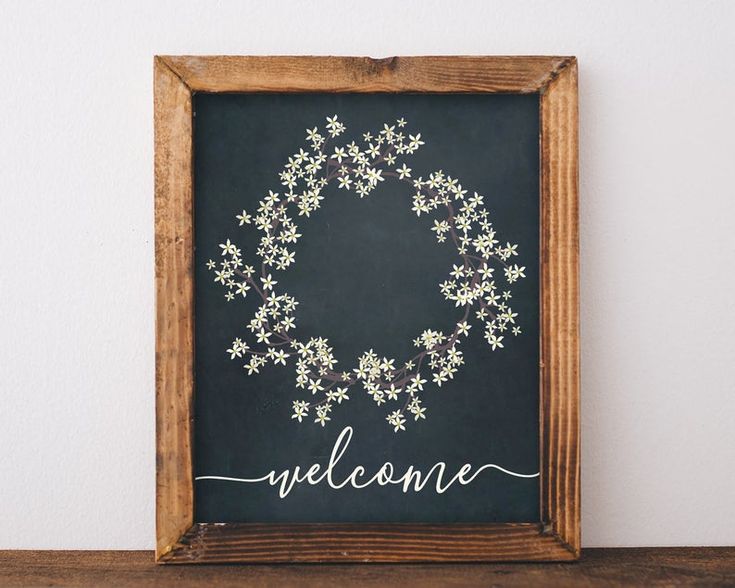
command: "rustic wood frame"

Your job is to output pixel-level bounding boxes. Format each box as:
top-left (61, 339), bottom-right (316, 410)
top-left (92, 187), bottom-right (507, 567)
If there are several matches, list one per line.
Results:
top-left (155, 55), bottom-right (579, 563)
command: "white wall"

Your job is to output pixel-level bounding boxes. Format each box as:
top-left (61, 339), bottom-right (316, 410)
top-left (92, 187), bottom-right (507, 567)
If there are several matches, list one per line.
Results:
top-left (1, 0), bottom-right (734, 549)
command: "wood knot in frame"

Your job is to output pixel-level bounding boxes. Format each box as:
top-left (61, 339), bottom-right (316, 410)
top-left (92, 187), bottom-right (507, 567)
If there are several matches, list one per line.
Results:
top-left (361, 56), bottom-right (399, 76)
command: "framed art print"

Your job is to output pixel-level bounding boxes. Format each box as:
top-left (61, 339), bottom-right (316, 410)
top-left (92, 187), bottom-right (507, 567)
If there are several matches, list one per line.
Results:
top-left (154, 56), bottom-right (579, 563)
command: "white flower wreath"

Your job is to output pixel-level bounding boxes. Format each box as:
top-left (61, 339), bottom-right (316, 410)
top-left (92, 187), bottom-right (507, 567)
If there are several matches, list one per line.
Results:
top-left (206, 115), bottom-right (526, 432)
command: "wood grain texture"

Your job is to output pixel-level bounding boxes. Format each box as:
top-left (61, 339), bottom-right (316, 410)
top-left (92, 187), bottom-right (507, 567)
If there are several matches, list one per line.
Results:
top-left (540, 58), bottom-right (580, 556)
top-left (160, 523), bottom-right (574, 563)
top-left (160, 55), bottom-right (572, 93)
top-left (154, 56), bottom-right (194, 560)
top-left (3, 549), bottom-right (735, 587)
top-left (154, 55), bottom-right (580, 563)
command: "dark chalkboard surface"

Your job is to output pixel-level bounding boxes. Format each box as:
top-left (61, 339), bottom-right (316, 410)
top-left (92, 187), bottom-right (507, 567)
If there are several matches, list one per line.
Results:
top-left (193, 92), bottom-right (540, 524)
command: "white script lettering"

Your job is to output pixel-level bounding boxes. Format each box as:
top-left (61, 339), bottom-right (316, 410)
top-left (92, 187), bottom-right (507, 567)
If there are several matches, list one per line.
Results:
top-left (196, 426), bottom-right (539, 498)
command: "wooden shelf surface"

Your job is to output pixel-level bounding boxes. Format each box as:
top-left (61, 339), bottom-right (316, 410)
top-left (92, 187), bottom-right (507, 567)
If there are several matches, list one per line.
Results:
top-left (0, 548), bottom-right (733, 586)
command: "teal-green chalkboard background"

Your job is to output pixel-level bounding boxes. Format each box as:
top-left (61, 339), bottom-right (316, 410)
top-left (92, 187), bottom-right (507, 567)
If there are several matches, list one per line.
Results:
top-left (193, 93), bottom-right (540, 523)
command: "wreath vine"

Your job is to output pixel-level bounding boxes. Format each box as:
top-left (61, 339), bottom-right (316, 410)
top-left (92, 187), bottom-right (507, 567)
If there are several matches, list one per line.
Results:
top-left (206, 115), bottom-right (526, 432)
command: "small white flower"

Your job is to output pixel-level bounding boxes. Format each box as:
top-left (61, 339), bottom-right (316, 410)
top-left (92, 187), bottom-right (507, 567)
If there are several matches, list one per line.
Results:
top-left (308, 378), bottom-right (323, 395)
top-left (337, 175), bottom-right (352, 190)
top-left (432, 371), bottom-right (448, 387)
top-left (335, 387), bottom-right (350, 403)
top-left (410, 374), bottom-right (427, 391)
top-left (332, 147), bottom-right (347, 163)
top-left (291, 400), bottom-right (309, 422)
top-left (387, 410), bottom-right (406, 432)
top-left (273, 350), bottom-right (289, 365)
top-left (325, 115), bottom-right (344, 137)
top-left (261, 273), bottom-right (278, 290)
top-left (504, 264), bottom-right (526, 283)
top-left (245, 358), bottom-right (261, 375)
top-left (256, 329), bottom-right (271, 344)
top-left (236, 210), bottom-right (252, 225)
top-left (386, 384), bottom-right (401, 401)
top-left (219, 239), bottom-right (236, 256)
top-left (306, 127), bottom-right (320, 142)
top-left (487, 333), bottom-right (504, 350)
top-left (408, 133), bottom-right (424, 150)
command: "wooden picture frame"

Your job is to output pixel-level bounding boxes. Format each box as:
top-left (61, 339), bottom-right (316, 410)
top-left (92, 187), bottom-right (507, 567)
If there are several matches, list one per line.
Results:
top-left (154, 55), bottom-right (579, 563)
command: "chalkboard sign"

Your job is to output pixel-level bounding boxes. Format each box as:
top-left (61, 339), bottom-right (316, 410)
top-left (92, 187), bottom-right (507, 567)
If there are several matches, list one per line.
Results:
top-left (154, 56), bottom-right (580, 563)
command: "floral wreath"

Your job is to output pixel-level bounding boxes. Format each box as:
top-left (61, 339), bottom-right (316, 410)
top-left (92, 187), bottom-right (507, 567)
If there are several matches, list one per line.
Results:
top-left (206, 115), bottom-right (526, 433)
